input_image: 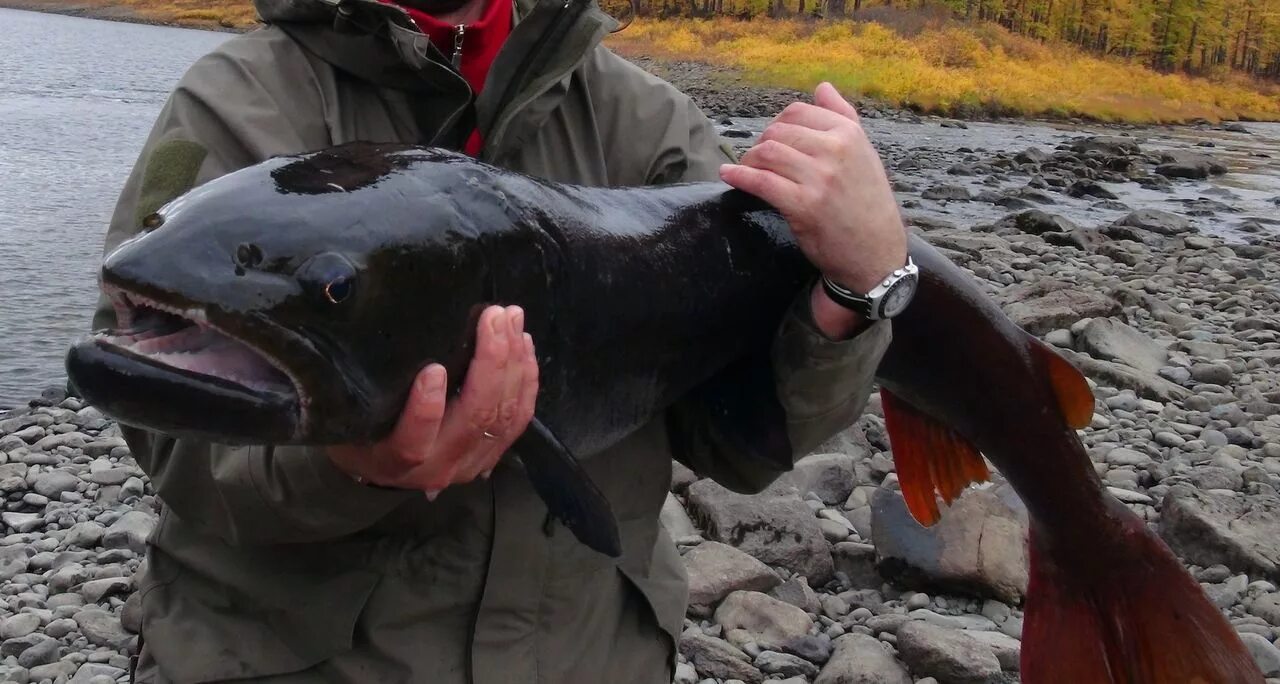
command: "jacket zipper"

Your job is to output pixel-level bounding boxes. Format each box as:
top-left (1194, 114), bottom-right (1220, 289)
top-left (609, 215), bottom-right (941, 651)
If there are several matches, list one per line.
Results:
top-left (482, 0), bottom-right (587, 160)
top-left (451, 24), bottom-right (466, 72)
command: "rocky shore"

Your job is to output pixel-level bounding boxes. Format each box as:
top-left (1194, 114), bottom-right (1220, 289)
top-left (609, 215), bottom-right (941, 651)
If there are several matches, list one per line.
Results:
top-left (3, 103), bottom-right (1280, 683)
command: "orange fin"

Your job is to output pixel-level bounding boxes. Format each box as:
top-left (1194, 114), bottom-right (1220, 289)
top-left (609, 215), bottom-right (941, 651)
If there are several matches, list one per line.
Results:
top-left (880, 388), bottom-right (989, 527)
top-left (1022, 513), bottom-right (1265, 683)
top-left (1031, 337), bottom-right (1095, 430)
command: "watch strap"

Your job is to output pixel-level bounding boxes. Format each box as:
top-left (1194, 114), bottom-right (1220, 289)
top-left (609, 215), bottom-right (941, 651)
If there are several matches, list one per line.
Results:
top-left (821, 275), bottom-right (876, 319)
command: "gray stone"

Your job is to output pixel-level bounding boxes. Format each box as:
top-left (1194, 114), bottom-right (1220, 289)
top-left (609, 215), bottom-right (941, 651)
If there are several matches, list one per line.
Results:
top-left (1004, 288), bottom-right (1121, 336)
top-left (714, 591), bottom-right (813, 653)
top-left (832, 542), bottom-right (881, 590)
top-left (72, 610), bottom-right (131, 650)
top-left (69, 663), bottom-right (126, 684)
top-left (31, 472), bottom-right (79, 499)
top-left (29, 661), bottom-right (78, 682)
top-left (43, 618), bottom-right (76, 639)
top-left (769, 577), bottom-right (821, 615)
top-left (687, 480), bottom-right (833, 583)
top-left (871, 485), bottom-right (1028, 603)
top-left (896, 621), bottom-right (1001, 683)
top-left (1059, 349), bottom-right (1191, 403)
top-left (1249, 594), bottom-right (1280, 626)
top-left (685, 542), bottom-right (781, 608)
top-left (660, 494), bottom-right (698, 540)
top-left (964, 630), bottom-right (1021, 671)
top-left (815, 633), bottom-right (911, 684)
top-left (61, 523), bottom-right (105, 550)
top-left (679, 633), bottom-right (762, 684)
top-left (1114, 208), bottom-right (1193, 235)
top-left (0, 547), bottom-right (31, 582)
top-left (782, 634), bottom-right (832, 665)
top-left (78, 577), bottom-right (132, 604)
top-left (783, 453), bottom-right (856, 505)
top-left (102, 511), bottom-right (155, 553)
top-left (755, 651), bottom-right (819, 678)
top-left (1, 514), bottom-right (41, 534)
top-left (1240, 632), bottom-right (1280, 676)
top-left (0, 615), bottom-right (39, 640)
top-left (1076, 318), bottom-right (1168, 374)
top-left (1159, 486), bottom-right (1280, 580)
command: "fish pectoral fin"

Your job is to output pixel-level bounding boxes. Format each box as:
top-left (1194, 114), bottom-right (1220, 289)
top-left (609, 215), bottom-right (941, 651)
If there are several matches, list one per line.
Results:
top-left (880, 388), bottom-right (990, 527)
top-left (1030, 335), bottom-right (1096, 430)
top-left (513, 417), bottom-right (622, 558)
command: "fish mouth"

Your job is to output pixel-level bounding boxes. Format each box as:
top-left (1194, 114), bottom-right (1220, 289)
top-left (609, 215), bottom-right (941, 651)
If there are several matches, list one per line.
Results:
top-left (65, 283), bottom-right (305, 443)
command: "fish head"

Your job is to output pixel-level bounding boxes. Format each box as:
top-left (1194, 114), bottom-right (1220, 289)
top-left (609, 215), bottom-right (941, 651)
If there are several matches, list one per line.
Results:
top-left (66, 143), bottom-right (499, 445)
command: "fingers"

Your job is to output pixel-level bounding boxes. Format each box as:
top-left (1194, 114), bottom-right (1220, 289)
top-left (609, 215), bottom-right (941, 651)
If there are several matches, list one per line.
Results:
top-left (773, 99), bottom-right (854, 133)
top-left (456, 306), bottom-right (531, 480)
top-left (384, 364), bottom-right (447, 467)
top-left (757, 121), bottom-right (836, 158)
top-left (814, 81), bottom-right (860, 123)
top-left (738, 139), bottom-right (816, 187)
top-left (719, 163), bottom-right (802, 215)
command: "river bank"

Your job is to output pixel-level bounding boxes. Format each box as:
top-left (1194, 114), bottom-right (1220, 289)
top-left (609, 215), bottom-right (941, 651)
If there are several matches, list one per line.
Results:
top-left (4, 123), bottom-right (1280, 681)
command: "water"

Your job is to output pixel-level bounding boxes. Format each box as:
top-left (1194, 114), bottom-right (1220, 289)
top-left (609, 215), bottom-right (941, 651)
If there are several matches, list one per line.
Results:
top-left (0, 8), bottom-right (1278, 407)
top-left (0, 8), bottom-right (231, 407)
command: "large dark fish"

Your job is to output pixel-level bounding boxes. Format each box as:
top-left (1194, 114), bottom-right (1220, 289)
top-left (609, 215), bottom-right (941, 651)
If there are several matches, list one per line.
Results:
top-left (67, 142), bottom-right (1261, 682)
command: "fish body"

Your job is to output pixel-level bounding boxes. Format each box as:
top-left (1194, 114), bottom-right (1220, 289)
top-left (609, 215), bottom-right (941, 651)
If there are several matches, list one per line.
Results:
top-left (67, 142), bottom-right (1262, 682)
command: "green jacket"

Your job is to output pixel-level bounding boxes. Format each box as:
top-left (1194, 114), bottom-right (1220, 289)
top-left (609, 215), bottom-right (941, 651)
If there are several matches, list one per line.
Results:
top-left (96, 0), bottom-right (892, 681)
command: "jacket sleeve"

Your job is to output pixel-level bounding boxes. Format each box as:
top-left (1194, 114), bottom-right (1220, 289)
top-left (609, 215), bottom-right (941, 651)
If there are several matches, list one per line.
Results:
top-left (93, 34), bottom-right (417, 546)
top-left (651, 92), bottom-right (893, 494)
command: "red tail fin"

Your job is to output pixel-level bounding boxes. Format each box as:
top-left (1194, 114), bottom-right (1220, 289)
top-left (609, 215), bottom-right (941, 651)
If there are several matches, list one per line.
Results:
top-left (1022, 505), bottom-right (1264, 683)
top-left (881, 389), bottom-right (990, 526)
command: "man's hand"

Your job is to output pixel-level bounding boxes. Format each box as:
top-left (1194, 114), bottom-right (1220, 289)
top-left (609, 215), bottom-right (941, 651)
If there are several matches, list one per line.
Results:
top-left (719, 82), bottom-right (908, 339)
top-left (327, 304), bottom-right (538, 498)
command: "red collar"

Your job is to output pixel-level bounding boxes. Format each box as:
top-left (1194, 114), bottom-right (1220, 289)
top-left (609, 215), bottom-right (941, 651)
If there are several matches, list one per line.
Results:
top-left (384, 0), bottom-right (513, 96)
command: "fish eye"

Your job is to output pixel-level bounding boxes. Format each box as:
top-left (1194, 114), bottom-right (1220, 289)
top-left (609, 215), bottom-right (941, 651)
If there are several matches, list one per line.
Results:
top-left (236, 243), bottom-right (264, 269)
top-left (324, 276), bottom-right (353, 304)
top-left (297, 252), bottom-right (358, 306)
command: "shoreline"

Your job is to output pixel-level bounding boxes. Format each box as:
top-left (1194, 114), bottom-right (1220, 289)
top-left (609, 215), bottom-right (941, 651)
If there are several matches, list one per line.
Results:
top-left (0, 0), bottom-right (248, 30)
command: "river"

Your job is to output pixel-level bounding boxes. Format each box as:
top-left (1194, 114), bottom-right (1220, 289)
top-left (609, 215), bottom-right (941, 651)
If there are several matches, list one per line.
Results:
top-left (0, 6), bottom-right (1277, 408)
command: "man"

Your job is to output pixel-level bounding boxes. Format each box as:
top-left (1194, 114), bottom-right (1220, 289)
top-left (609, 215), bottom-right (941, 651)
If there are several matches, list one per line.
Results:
top-left (94, 0), bottom-right (909, 679)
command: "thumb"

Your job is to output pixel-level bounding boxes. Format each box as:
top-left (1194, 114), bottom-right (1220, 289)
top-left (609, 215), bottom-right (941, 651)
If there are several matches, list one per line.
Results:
top-left (815, 81), bottom-right (860, 124)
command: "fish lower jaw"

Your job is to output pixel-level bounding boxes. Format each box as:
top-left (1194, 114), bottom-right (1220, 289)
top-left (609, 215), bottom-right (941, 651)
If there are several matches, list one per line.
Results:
top-left (95, 286), bottom-right (302, 409)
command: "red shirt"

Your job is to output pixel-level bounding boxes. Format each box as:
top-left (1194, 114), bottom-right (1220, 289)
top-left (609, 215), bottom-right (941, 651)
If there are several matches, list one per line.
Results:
top-left (382, 0), bottom-right (513, 155)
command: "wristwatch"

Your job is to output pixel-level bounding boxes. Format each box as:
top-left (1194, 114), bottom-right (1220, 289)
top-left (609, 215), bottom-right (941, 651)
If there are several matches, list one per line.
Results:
top-left (820, 257), bottom-right (919, 320)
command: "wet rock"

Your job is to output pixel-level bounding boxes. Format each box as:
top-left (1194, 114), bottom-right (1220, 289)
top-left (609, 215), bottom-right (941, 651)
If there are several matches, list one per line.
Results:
top-left (922, 185), bottom-right (972, 201)
top-left (1159, 486), bottom-right (1280, 580)
top-left (1076, 318), bottom-right (1168, 374)
top-left (871, 485), bottom-right (1028, 603)
top-left (996, 209), bottom-right (1078, 236)
top-left (685, 542), bottom-right (781, 608)
top-left (1113, 208), bottom-right (1194, 236)
top-left (815, 633), bottom-right (911, 684)
top-left (1067, 179), bottom-right (1119, 200)
top-left (687, 480), bottom-right (833, 583)
top-left (897, 621), bottom-right (1001, 683)
top-left (1069, 136), bottom-right (1140, 157)
top-left (679, 632), bottom-right (763, 684)
top-left (714, 591), bottom-right (813, 652)
top-left (1156, 150), bottom-right (1228, 179)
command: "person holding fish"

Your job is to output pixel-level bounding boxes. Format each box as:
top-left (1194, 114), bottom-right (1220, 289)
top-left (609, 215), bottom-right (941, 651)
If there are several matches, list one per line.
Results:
top-left (91, 0), bottom-right (918, 681)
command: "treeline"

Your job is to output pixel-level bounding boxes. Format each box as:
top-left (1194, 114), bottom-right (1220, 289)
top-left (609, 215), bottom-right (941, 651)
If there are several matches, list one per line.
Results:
top-left (631, 0), bottom-right (1280, 79)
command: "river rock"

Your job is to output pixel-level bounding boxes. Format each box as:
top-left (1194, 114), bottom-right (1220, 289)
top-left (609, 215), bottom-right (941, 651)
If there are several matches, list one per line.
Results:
top-left (896, 621), bottom-right (1001, 683)
top-left (1113, 208), bottom-right (1193, 236)
top-left (686, 480), bottom-right (833, 583)
top-left (679, 632), bottom-right (763, 684)
top-left (755, 651), bottom-right (819, 678)
top-left (1059, 349), bottom-right (1190, 402)
top-left (815, 633), bottom-right (911, 684)
top-left (15, 636), bottom-right (58, 669)
top-left (922, 184), bottom-right (972, 201)
top-left (714, 591), bottom-right (813, 652)
top-left (964, 630), bottom-right (1022, 671)
top-left (1069, 135), bottom-right (1140, 157)
top-left (769, 577), bottom-right (821, 614)
top-left (660, 494), bottom-right (698, 540)
top-left (0, 546), bottom-right (32, 581)
top-left (1240, 632), bottom-right (1280, 676)
top-left (0, 615), bottom-right (39, 640)
top-left (1076, 318), bottom-right (1168, 374)
top-left (996, 209), bottom-right (1078, 236)
top-left (685, 541), bottom-right (781, 608)
top-left (1003, 287), bottom-right (1121, 336)
top-left (102, 511), bottom-right (155, 553)
top-left (1159, 486), bottom-right (1280, 580)
top-left (783, 453), bottom-right (856, 505)
top-left (871, 485), bottom-right (1029, 603)
top-left (78, 577), bottom-right (132, 604)
top-left (72, 609), bottom-right (131, 650)
top-left (62, 522), bottom-right (105, 550)
top-left (1248, 594), bottom-right (1280, 626)
top-left (69, 663), bottom-right (127, 684)
top-left (1156, 150), bottom-right (1227, 179)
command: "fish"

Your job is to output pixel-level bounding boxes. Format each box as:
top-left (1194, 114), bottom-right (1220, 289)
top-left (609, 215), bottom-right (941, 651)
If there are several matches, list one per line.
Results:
top-left (66, 141), bottom-right (1262, 682)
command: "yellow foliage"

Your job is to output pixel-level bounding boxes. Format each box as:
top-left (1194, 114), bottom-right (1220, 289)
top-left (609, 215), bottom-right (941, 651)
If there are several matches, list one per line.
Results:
top-left (608, 17), bottom-right (1280, 123)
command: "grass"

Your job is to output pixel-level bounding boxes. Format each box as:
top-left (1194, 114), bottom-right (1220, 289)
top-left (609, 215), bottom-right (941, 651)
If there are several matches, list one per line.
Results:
top-left (605, 17), bottom-right (1280, 124)
top-left (12, 0), bottom-right (259, 28)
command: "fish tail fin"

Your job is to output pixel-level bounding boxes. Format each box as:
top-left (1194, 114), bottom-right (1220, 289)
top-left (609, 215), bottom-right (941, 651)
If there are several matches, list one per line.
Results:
top-left (880, 388), bottom-right (990, 526)
top-left (1022, 502), bottom-right (1264, 684)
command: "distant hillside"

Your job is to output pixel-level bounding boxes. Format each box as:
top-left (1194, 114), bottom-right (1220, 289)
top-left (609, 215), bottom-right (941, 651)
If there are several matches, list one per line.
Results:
top-left (6, 0), bottom-right (1277, 122)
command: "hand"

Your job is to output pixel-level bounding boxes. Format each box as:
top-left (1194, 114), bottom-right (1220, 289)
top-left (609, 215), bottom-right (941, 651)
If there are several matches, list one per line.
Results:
top-left (326, 304), bottom-right (539, 498)
top-left (719, 82), bottom-right (908, 338)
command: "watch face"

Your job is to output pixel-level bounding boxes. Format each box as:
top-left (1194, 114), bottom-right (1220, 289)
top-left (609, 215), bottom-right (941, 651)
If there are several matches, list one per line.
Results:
top-left (880, 277), bottom-right (918, 318)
